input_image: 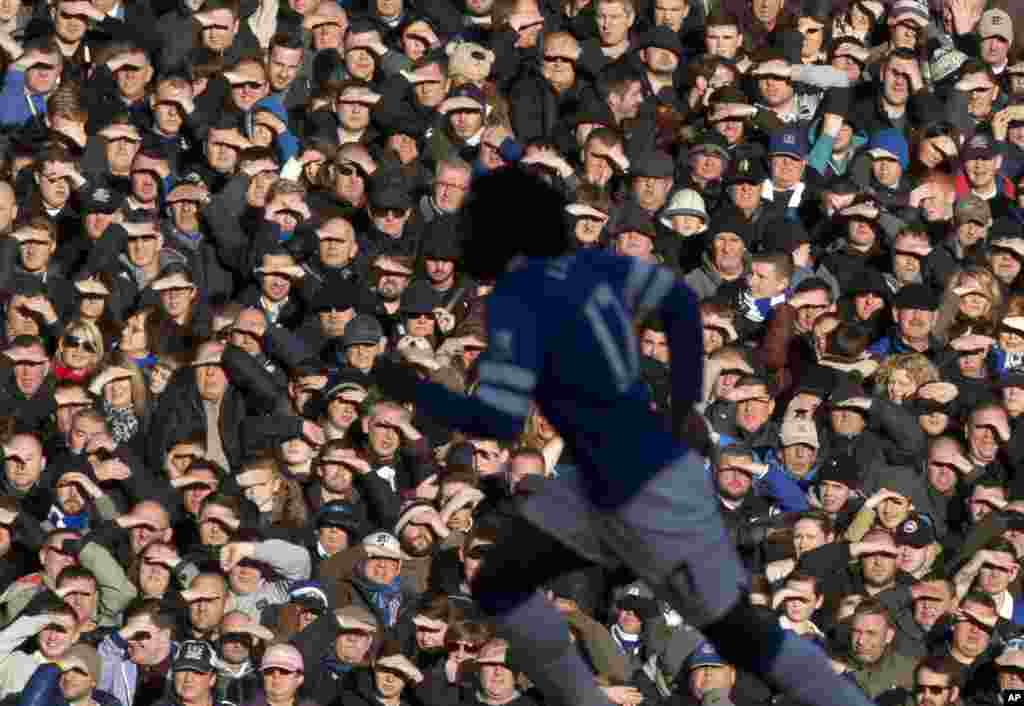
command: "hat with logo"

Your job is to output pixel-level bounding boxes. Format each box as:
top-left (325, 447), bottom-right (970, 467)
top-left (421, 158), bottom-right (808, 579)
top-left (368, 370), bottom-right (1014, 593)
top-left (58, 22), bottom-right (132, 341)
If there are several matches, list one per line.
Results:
top-left (315, 500), bottom-right (364, 534)
top-left (768, 127), bottom-right (809, 160)
top-left (686, 641), bottom-right (727, 670)
top-left (80, 184), bottom-right (124, 214)
top-left (362, 531), bottom-right (403, 560)
top-left (173, 640), bottom-right (217, 673)
top-left (288, 581), bottom-right (329, 612)
top-left (446, 40), bottom-right (495, 83)
top-left (867, 129), bottom-right (910, 169)
top-left (979, 8), bottom-right (1013, 43)
top-left (817, 453), bottom-right (860, 489)
top-left (725, 154), bottom-right (768, 185)
top-left (894, 512), bottom-right (936, 548)
top-left (438, 84), bottom-right (486, 114)
top-left (342, 314), bottom-right (383, 348)
top-left (954, 194), bottom-right (992, 226)
top-left (889, 0), bottom-right (929, 28)
top-left (780, 417), bottom-right (819, 449)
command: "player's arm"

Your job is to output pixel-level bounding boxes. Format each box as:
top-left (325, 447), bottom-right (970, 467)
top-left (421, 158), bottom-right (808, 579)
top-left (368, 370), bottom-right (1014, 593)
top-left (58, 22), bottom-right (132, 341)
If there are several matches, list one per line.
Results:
top-left (374, 295), bottom-right (541, 440)
top-left (624, 261), bottom-right (704, 433)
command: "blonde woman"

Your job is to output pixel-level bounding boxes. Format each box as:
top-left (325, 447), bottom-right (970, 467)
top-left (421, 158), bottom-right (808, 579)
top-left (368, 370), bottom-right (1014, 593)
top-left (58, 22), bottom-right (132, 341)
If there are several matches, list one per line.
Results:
top-left (519, 405), bottom-right (566, 475)
top-left (875, 353), bottom-right (940, 404)
top-left (934, 266), bottom-right (1005, 343)
top-left (54, 320), bottom-right (105, 383)
top-left (89, 352), bottom-right (151, 452)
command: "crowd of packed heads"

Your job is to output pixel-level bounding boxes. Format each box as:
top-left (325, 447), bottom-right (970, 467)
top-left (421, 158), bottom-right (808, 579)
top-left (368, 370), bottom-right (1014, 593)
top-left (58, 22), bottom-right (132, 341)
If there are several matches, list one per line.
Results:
top-left (5, 0), bottom-right (1024, 703)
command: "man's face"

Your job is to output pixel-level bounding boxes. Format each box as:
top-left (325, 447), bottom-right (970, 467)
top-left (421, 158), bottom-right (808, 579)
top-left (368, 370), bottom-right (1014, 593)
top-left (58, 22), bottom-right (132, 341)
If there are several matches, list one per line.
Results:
top-left (18, 229), bottom-right (55, 273)
top-left (850, 613), bottom-right (893, 665)
top-left (872, 156), bottom-right (902, 187)
top-left (689, 149), bottom-right (725, 182)
top-left (364, 557), bottom-right (401, 585)
top-left (38, 167), bottom-right (71, 208)
top-left (771, 155), bottom-right (804, 190)
top-left (54, 3), bottom-right (87, 40)
top-left (60, 667), bottom-right (95, 702)
top-left (877, 493), bottom-right (911, 529)
top-left (964, 73), bottom-right (998, 119)
top-left (345, 37), bottom-right (378, 81)
top-left (206, 129), bottom-right (242, 173)
top-left (481, 664), bottom-right (515, 701)
top-left (653, 0), bottom-right (686, 31)
top-left (5, 435), bottom-right (44, 491)
top-left (337, 94), bottom-right (374, 132)
top-left (896, 307), bottom-right (935, 341)
top-left (860, 540), bottom-right (898, 588)
top-left (434, 166), bottom-right (471, 213)
top-left (609, 80), bottom-right (644, 121)
top-left (951, 601), bottom-right (995, 659)
top-left (336, 630), bottom-right (373, 664)
top-left (716, 461), bottom-right (752, 501)
top-left (376, 265), bottom-right (411, 301)
top-left (596, 1), bottom-right (633, 46)
top-left (425, 258), bottom-right (456, 288)
top-left (152, 83), bottom-right (189, 135)
top-left (188, 577), bottom-right (227, 633)
top-left (105, 132), bottom-right (141, 174)
top-left (748, 261), bottom-right (786, 299)
top-left (269, 45), bottom-right (303, 92)
top-left (751, 0), bottom-right (781, 24)
top-left (969, 408), bottom-right (1008, 464)
top-left (60, 576), bottom-right (98, 624)
top-left (39, 613), bottom-right (78, 659)
top-left (883, 59), bottom-right (916, 106)
top-left (401, 523), bottom-right (434, 557)
top-left (56, 476), bottom-right (87, 516)
top-left (346, 343), bottom-right (378, 372)
top-left (981, 36), bottom-right (1010, 67)
top-left (129, 503), bottom-right (171, 555)
top-left (735, 385), bottom-right (774, 432)
top-left (977, 549), bottom-right (1018, 596)
top-left (114, 53), bottom-right (153, 101)
top-left (792, 518), bottom-right (829, 557)
top-left (174, 670), bottom-right (216, 702)
top-left (460, 540), bottom-right (494, 585)
top-left (228, 62), bottom-right (268, 113)
top-left (913, 581), bottom-right (953, 629)
top-left (915, 666), bottom-right (958, 706)
top-left (318, 219), bottom-right (357, 266)
top-left (196, 363), bottom-right (229, 403)
top-left (926, 445), bottom-right (960, 495)
top-left (969, 485), bottom-right (1006, 523)
top-left (758, 72), bottom-right (794, 109)
top-left (794, 290), bottom-right (830, 334)
top-left (126, 228), bottom-right (162, 267)
top-left (780, 579), bottom-right (819, 623)
top-left (965, 156), bottom-right (1000, 190)
top-left (198, 9), bottom-right (237, 51)
top-left (830, 408), bottom-right (866, 437)
top-left (705, 24), bottom-right (739, 58)
top-left (711, 233), bottom-right (745, 273)
top-left (640, 329), bottom-right (669, 363)
top-left (615, 231), bottom-right (655, 259)
top-left (160, 282), bottom-right (196, 321)
top-left (632, 175), bottom-right (672, 212)
top-left (820, 480), bottom-right (851, 514)
top-left (728, 181), bottom-right (760, 212)
top-left (781, 443), bottom-right (817, 476)
top-left (367, 412), bottom-right (402, 458)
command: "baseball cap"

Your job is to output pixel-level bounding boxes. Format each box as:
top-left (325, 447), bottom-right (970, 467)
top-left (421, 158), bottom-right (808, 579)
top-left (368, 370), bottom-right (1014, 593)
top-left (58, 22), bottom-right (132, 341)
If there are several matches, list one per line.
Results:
top-left (817, 453), bottom-right (860, 489)
top-left (80, 185), bottom-right (124, 214)
top-left (768, 127), bottom-right (809, 160)
top-left (315, 500), bottom-right (363, 533)
top-left (261, 644), bottom-right (304, 673)
top-left (894, 512), bottom-right (936, 548)
top-left (893, 283), bottom-right (938, 311)
top-left (342, 314), bottom-right (383, 348)
top-left (780, 417), bottom-right (819, 449)
top-left (173, 641), bottom-right (217, 673)
top-left (335, 605), bottom-right (379, 632)
top-left (979, 8), bottom-right (1013, 42)
top-left (724, 155), bottom-right (768, 185)
top-left (362, 531), bottom-right (403, 560)
top-left (686, 641), bottom-right (727, 670)
top-left (61, 644), bottom-right (101, 679)
top-left (867, 129), bottom-right (909, 169)
top-left (954, 194), bottom-right (992, 226)
top-left (962, 133), bottom-right (999, 162)
top-left (690, 132), bottom-right (730, 162)
top-left (438, 84), bottom-right (486, 114)
top-left (288, 581), bottom-right (329, 612)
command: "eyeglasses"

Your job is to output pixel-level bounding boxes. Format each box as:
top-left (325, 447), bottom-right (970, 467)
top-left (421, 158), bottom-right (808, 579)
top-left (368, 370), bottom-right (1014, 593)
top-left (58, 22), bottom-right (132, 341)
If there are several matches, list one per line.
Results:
top-left (915, 685), bottom-right (950, 695)
top-left (64, 335), bottom-right (97, 353)
top-left (436, 180), bottom-right (469, 192)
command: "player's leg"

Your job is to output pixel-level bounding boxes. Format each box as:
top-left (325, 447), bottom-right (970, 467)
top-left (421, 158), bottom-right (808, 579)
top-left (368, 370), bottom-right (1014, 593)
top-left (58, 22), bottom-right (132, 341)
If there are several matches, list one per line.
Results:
top-left (473, 516), bottom-right (614, 706)
top-left (601, 450), bottom-right (873, 706)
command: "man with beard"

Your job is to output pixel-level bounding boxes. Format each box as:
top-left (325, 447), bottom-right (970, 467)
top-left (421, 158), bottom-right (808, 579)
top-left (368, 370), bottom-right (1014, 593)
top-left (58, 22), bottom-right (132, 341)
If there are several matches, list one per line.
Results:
top-left (712, 445), bottom-right (776, 558)
top-left (835, 599), bottom-right (916, 700)
top-left (393, 501), bottom-right (448, 596)
top-left (908, 657), bottom-right (963, 706)
top-left (19, 642), bottom-right (118, 706)
top-left (369, 255), bottom-right (414, 339)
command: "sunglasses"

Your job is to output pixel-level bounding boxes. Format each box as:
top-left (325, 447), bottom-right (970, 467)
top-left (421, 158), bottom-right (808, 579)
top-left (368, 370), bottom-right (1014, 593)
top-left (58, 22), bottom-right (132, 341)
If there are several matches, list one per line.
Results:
top-left (956, 615), bottom-right (994, 634)
top-left (127, 630), bottom-right (152, 642)
top-left (373, 207), bottom-right (408, 219)
top-left (915, 685), bottom-right (950, 695)
top-left (220, 632), bottom-right (253, 646)
top-left (446, 641), bottom-right (480, 654)
top-left (12, 359), bottom-right (47, 368)
top-left (64, 335), bottom-right (97, 353)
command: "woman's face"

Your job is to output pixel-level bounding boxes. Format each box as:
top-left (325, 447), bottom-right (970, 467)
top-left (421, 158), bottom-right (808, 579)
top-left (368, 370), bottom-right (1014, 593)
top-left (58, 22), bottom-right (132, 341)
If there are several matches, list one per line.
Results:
top-left (150, 365), bottom-right (173, 396)
top-left (792, 518), bottom-right (829, 557)
top-left (61, 331), bottom-right (97, 371)
top-left (78, 294), bottom-right (106, 321)
top-left (886, 369), bottom-right (917, 403)
top-left (959, 291), bottom-right (990, 320)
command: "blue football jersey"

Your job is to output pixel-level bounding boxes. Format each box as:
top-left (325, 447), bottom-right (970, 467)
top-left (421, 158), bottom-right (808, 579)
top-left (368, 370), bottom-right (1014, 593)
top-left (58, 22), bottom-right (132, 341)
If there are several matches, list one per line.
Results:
top-left (414, 250), bottom-right (704, 507)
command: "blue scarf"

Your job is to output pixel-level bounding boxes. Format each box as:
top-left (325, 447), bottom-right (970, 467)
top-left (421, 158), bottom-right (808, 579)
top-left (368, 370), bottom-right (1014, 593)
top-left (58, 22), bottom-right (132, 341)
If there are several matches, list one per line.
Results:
top-left (322, 652), bottom-right (354, 677)
top-left (48, 504), bottom-right (88, 530)
top-left (133, 353), bottom-right (158, 370)
top-left (360, 574), bottom-right (403, 627)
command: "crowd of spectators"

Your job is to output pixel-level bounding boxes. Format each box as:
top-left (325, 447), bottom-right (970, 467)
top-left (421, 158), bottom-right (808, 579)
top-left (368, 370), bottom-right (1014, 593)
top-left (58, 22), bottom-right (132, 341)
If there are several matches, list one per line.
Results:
top-left (2, 0), bottom-right (1024, 703)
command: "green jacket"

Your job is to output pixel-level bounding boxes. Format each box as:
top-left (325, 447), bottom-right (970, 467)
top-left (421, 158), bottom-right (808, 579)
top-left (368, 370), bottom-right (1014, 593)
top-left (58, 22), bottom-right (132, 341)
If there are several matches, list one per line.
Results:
top-left (847, 649), bottom-right (917, 700)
